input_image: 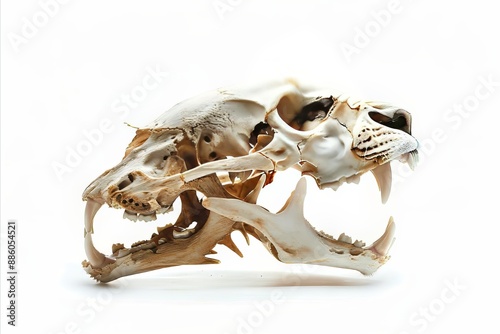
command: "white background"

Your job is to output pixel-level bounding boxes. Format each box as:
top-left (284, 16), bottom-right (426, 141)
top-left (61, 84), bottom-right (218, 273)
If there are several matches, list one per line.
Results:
top-left (1, 0), bottom-right (499, 333)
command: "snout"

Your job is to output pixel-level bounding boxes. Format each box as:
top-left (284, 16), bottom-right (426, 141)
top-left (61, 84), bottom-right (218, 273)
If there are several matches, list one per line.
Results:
top-left (368, 109), bottom-right (412, 135)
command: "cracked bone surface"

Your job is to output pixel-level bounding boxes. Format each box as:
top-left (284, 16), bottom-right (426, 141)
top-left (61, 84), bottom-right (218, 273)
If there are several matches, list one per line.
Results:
top-left (82, 78), bottom-right (418, 282)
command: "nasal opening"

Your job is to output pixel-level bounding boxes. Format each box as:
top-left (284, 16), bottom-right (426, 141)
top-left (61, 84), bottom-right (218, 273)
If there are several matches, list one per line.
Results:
top-left (368, 109), bottom-right (412, 135)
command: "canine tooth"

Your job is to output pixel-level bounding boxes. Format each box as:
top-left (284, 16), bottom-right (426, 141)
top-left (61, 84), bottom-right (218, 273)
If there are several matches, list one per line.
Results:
top-left (172, 228), bottom-right (195, 239)
top-left (371, 162), bottom-right (392, 204)
top-left (338, 233), bottom-right (352, 244)
top-left (353, 240), bottom-right (365, 248)
top-left (123, 210), bottom-right (138, 222)
top-left (138, 213), bottom-right (157, 222)
top-left (368, 217), bottom-right (396, 256)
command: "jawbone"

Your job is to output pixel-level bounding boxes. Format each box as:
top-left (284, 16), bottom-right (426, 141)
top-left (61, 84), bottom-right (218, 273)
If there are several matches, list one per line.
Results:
top-left (203, 177), bottom-right (395, 276)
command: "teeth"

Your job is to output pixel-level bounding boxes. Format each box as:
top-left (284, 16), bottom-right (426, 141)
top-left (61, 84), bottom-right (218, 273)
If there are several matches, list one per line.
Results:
top-left (138, 213), bottom-right (157, 222)
top-left (139, 242), bottom-right (156, 250)
top-left (346, 174), bottom-right (361, 184)
top-left (84, 199), bottom-right (115, 268)
top-left (123, 211), bottom-right (138, 222)
top-left (112, 243), bottom-right (125, 253)
top-left (172, 228), bottom-right (195, 239)
top-left (371, 162), bottom-right (392, 204)
top-left (158, 238), bottom-right (167, 245)
top-left (338, 233), bottom-right (352, 244)
top-left (368, 217), bottom-right (396, 256)
top-left (407, 150), bottom-right (419, 171)
top-left (399, 150), bottom-right (419, 171)
top-left (116, 248), bottom-right (131, 258)
top-left (353, 240), bottom-right (365, 248)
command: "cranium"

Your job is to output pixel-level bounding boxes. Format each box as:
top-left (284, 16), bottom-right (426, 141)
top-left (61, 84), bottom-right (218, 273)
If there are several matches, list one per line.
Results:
top-left (82, 78), bottom-right (418, 283)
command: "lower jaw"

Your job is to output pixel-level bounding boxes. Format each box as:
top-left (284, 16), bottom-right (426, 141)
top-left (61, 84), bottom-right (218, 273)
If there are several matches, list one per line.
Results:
top-left (83, 174), bottom-right (396, 283)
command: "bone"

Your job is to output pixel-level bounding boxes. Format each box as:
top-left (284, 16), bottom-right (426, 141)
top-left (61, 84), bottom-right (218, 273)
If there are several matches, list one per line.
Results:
top-left (181, 153), bottom-right (275, 183)
top-left (81, 80), bottom-right (418, 282)
top-left (203, 177), bottom-right (392, 275)
top-left (371, 162), bottom-right (392, 204)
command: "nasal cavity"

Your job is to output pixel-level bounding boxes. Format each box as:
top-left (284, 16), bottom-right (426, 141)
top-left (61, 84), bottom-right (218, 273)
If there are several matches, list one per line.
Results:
top-left (368, 109), bottom-right (411, 134)
top-left (118, 173), bottom-right (135, 190)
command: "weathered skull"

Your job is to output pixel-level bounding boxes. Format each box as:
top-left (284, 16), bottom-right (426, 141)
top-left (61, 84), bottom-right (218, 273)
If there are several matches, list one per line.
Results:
top-left (82, 79), bottom-right (418, 282)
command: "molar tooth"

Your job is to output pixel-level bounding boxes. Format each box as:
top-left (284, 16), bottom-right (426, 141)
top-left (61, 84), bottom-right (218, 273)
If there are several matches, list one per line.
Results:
top-left (138, 213), bottom-right (157, 222)
top-left (116, 248), bottom-right (131, 258)
top-left (347, 174), bottom-right (361, 184)
top-left (139, 242), bottom-right (156, 250)
top-left (338, 233), bottom-right (352, 244)
top-left (112, 243), bottom-right (125, 253)
top-left (172, 228), bottom-right (195, 239)
top-left (353, 240), bottom-right (365, 248)
top-left (123, 210), bottom-right (138, 222)
top-left (130, 246), bottom-right (141, 253)
top-left (327, 181), bottom-right (341, 191)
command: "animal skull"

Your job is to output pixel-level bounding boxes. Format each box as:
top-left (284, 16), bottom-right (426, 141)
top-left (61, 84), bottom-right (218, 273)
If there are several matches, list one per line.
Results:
top-left (82, 78), bottom-right (418, 282)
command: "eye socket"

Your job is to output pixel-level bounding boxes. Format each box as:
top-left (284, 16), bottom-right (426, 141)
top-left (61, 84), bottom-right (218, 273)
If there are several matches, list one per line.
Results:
top-left (368, 110), bottom-right (411, 134)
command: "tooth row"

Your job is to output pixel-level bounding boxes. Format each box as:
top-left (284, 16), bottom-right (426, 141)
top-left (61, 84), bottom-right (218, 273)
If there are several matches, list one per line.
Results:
top-left (338, 233), bottom-right (352, 244)
top-left (123, 211), bottom-right (159, 222)
top-left (337, 233), bottom-right (366, 248)
top-left (114, 241), bottom-right (158, 258)
top-left (325, 174), bottom-right (361, 191)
